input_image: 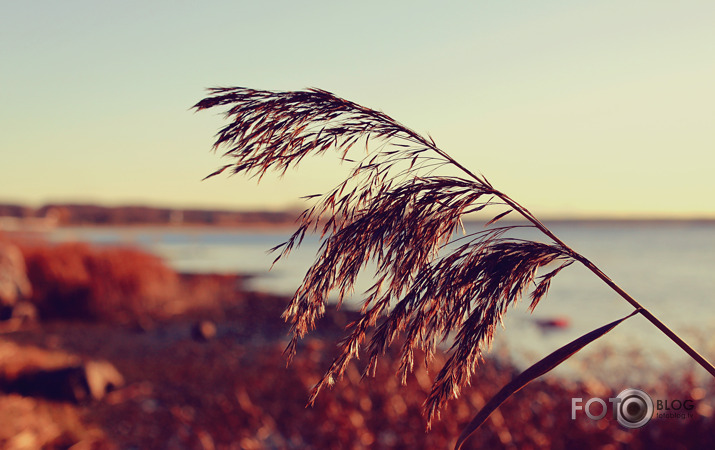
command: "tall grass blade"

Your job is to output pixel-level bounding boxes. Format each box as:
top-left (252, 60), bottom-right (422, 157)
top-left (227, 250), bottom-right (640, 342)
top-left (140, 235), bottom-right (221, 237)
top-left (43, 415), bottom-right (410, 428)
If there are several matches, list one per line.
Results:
top-left (454, 310), bottom-right (639, 450)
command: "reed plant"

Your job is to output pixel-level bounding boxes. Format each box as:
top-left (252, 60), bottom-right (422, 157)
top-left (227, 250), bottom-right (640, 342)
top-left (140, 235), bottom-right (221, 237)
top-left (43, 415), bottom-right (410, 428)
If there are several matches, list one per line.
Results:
top-left (195, 87), bottom-right (715, 448)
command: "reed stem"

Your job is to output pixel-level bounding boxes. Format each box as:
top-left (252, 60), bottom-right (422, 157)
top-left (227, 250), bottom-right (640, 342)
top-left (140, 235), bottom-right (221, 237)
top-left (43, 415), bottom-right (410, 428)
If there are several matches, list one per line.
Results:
top-left (498, 193), bottom-right (715, 379)
top-left (197, 87), bottom-right (715, 432)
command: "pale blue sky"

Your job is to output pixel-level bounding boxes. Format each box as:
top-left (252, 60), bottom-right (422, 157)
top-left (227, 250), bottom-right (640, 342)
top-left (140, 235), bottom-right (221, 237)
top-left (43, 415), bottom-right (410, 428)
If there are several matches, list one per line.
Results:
top-left (2, 1), bottom-right (714, 217)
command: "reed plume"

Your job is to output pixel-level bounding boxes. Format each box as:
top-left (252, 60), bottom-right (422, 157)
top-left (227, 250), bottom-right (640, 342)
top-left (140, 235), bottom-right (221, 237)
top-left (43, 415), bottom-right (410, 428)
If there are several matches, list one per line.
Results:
top-left (194, 87), bottom-right (715, 448)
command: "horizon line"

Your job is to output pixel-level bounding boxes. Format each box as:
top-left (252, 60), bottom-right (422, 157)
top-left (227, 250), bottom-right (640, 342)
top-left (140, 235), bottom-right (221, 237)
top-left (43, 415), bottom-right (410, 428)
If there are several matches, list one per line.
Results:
top-left (1, 200), bottom-right (714, 223)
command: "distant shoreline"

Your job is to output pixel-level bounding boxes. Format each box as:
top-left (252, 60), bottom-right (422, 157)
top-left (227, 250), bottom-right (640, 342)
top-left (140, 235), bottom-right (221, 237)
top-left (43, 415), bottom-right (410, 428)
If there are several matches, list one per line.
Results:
top-left (1, 202), bottom-right (713, 231)
top-left (52, 222), bottom-right (299, 232)
top-left (523, 217), bottom-right (715, 226)
top-left (41, 217), bottom-right (715, 231)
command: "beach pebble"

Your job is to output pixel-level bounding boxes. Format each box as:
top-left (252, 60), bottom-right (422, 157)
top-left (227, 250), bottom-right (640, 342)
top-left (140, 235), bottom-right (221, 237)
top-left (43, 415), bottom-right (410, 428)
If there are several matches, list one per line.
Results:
top-left (191, 320), bottom-right (217, 341)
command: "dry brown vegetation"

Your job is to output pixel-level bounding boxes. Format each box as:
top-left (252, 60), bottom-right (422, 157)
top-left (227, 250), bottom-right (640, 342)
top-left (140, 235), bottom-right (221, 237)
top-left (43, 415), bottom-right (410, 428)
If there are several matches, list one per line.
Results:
top-left (16, 241), bottom-right (180, 323)
top-left (1, 293), bottom-right (714, 448)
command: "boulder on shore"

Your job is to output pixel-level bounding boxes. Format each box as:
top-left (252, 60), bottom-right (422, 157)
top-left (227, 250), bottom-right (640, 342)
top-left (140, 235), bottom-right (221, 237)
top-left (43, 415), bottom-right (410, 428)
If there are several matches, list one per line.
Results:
top-left (0, 342), bottom-right (124, 403)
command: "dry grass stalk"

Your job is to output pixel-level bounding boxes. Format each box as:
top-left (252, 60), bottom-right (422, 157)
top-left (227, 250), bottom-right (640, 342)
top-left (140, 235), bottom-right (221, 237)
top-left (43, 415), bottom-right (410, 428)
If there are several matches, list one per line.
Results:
top-left (194, 87), bottom-right (715, 443)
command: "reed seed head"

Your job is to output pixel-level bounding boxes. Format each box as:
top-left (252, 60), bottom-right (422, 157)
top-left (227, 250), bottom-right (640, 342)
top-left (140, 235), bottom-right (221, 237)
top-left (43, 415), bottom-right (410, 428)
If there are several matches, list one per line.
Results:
top-left (195, 87), bottom-right (574, 424)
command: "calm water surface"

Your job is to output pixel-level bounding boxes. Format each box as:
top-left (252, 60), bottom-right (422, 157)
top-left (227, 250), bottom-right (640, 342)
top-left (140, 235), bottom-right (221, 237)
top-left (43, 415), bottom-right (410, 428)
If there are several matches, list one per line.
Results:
top-left (49, 221), bottom-right (715, 381)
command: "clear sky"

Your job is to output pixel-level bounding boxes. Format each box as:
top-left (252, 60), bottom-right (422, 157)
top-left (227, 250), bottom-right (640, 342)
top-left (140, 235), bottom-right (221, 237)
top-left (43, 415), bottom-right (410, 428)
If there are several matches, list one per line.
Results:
top-left (2, 1), bottom-right (714, 218)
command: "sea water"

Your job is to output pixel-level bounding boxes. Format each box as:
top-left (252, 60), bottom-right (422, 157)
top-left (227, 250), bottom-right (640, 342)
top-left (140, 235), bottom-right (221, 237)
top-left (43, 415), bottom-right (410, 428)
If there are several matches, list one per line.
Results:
top-left (49, 221), bottom-right (715, 382)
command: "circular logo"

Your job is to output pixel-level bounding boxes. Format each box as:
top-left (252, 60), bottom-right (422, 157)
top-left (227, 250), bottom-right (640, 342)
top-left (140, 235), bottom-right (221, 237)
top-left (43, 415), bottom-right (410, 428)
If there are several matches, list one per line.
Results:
top-left (615, 388), bottom-right (653, 428)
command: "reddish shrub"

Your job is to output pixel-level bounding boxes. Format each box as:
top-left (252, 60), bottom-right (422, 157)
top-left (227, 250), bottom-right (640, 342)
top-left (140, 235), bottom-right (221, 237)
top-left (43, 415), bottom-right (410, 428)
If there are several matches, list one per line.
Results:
top-left (19, 242), bottom-right (179, 322)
